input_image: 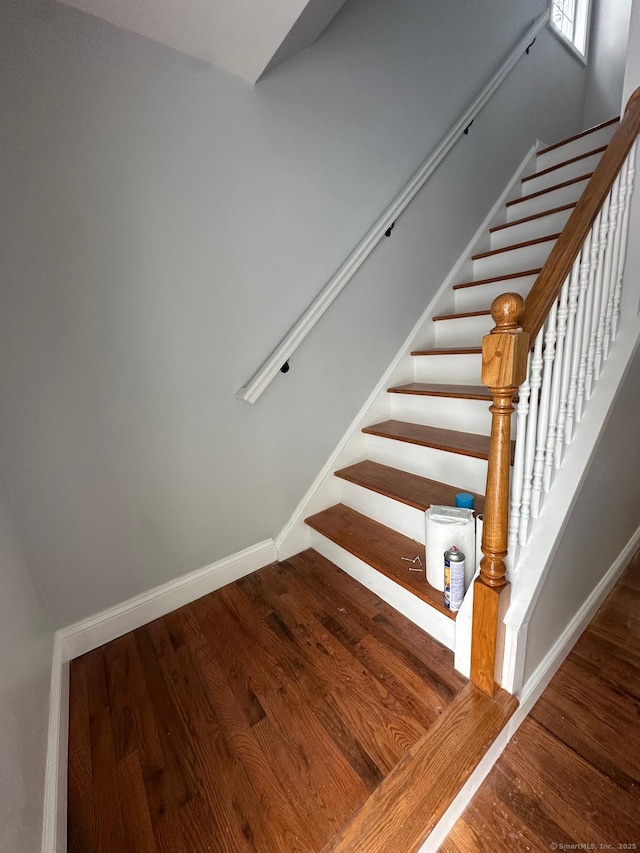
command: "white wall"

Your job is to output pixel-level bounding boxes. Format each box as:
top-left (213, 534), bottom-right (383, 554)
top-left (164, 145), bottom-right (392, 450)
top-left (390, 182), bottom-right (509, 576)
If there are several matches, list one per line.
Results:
top-left (582, 0), bottom-right (632, 127)
top-left (0, 0), bottom-right (588, 626)
top-left (0, 471), bottom-right (53, 852)
top-left (523, 340), bottom-right (640, 682)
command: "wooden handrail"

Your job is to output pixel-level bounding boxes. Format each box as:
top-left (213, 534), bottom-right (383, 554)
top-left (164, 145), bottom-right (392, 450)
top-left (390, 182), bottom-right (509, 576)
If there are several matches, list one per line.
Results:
top-left (471, 88), bottom-right (640, 696)
top-left (523, 88), bottom-right (640, 342)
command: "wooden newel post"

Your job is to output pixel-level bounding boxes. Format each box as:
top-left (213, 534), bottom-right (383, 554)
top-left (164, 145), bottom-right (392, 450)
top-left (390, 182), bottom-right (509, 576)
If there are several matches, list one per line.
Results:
top-left (471, 293), bottom-right (530, 696)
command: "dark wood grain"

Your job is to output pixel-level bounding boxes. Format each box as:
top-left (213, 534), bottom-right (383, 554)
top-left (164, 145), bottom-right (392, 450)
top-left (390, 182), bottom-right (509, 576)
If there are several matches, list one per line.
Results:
top-left (506, 172), bottom-right (593, 208)
top-left (433, 309), bottom-right (492, 321)
top-left (471, 232), bottom-right (559, 261)
top-left (489, 204), bottom-right (575, 234)
top-left (387, 382), bottom-right (492, 399)
top-left (305, 503), bottom-right (456, 617)
top-left (443, 546), bottom-right (640, 851)
top-left (410, 346), bottom-right (482, 356)
top-left (334, 459), bottom-right (486, 513)
top-left (327, 683), bottom-right (517, 853)
top-left (452, 269), bottom-right (542, 290)
top-left (536, 116), bottom-right (618, 156)
top-left (523, 145), bottom-right (606, 182)
top-left (68, 548), bottom-right (472, 852)
top-left (362, 419), bottom-right (515, 463)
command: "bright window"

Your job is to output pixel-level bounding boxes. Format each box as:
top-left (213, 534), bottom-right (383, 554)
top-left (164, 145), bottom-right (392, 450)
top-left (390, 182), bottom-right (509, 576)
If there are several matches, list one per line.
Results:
top-left (550, 0), bottom-right (591, 57)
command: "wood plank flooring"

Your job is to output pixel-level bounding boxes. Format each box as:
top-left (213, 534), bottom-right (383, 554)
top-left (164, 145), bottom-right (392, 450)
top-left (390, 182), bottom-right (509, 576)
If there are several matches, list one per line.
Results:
top-left (69, 548), bottom-right (477, 852)
top-left (440, 548), bottom-right (640, 852)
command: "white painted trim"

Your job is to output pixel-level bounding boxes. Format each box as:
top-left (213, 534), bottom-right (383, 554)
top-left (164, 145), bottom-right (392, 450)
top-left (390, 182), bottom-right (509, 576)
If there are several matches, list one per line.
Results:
top-left (40, 538), bottom-right (276, 851)
top-left (421, 522), bottom-right (640, 851)
top-left (62, 539), bottom-right (277, 661)
top-left (236, 10), bottom-right (550, 404)
top-left (276, 145), bottom-right (538, 561)
top-left (41, 635), bottom-right (68, 853)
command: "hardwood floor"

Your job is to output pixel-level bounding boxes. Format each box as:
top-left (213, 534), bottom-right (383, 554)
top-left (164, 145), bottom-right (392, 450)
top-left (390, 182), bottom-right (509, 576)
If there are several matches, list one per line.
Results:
top-left (440, 548), bottom-right (640, 852)
top-left (69, 548), bottom-right (480, 852)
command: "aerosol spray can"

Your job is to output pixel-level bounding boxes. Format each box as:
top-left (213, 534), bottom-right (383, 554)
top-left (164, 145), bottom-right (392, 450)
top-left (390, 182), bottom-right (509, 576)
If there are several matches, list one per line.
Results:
top-left (444, 546), bottom-right (465, 612)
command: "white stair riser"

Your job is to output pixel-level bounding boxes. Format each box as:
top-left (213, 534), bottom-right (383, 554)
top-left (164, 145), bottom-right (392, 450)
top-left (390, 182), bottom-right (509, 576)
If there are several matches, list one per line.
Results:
top-left (434, 313), bottom-right (494, 347)
top-left (507, 178), bottom-right (589, 221)
top-left (365, 433), bottom-right (489, 494)
top-left (308, 530), bottom-right (455, 649)
top-left (536, 122), bottom-right (617, 171)
top-left (413, 352), bottom-right (482, 384)
top-left (490, 207), bottom-right (573, 250)
top-left (524, 150), bottom-right (602, 195)
top-left (473, 239), bottom-right (556, 280)
top-left (454, 275), bottom-right (537, 313)
top-left (338, 479), bottom-right (426, 543)
top-left (389, 392), bottom-right (493, 435)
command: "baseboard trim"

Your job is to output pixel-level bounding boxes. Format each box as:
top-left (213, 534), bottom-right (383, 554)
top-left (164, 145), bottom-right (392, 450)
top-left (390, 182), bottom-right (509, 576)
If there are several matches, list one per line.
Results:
top-left (423, 524), bottom-right (640, 850)
top-left (41, 538), bottom-right (277, 852)
top-left (62, 539), bottom-right (277, 661)
top-left (41, 634), bottom-right (68, 853)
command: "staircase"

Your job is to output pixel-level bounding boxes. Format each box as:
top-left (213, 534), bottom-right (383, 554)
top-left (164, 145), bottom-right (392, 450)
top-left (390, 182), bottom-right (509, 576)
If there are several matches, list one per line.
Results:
top-left (302, 116), bottom-right (621, 668)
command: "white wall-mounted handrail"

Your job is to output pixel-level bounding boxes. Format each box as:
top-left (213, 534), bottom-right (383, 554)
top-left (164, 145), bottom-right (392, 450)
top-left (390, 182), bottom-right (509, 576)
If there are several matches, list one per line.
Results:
top-left (237, 9), bottom-right (551, 404)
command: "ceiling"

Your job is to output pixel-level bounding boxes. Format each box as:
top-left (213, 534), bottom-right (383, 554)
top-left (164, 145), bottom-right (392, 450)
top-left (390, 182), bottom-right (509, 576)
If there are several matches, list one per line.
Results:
top-left (56, 0), bottom-right (348, 83)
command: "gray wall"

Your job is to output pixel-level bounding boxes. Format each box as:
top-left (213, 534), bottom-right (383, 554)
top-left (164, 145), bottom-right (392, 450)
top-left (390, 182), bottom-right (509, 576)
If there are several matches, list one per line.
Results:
top-left (583, 0), bottom-right (632, 127)
top-left (523, 340), bottom-right (640, 682)
top-left (0, 0), bottom-right (588, 626)
top-left (0, 471), bottom-right (53, 852)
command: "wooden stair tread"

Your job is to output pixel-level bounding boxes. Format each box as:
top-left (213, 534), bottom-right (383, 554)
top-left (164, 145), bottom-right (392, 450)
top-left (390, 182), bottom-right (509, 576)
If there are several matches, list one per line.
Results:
top-left (305, 504), bottom-right (455, 619)
top-left (452, 268), bottom-right (541, 290)
top-left (523, 145), bottom-right (607, 183)
top-left (363, 419), bottom-right (515, 463)
top-left (471, 232), bottom-right (559, 261)
top-left (388, 382), bottom-right (492, 400)
top-left (536, 116), bottom-right (618, 157)
top-left (432, 309), bottom-right (491, 322)
top-left (334, 460), bottom-right (485, 514)
top-left (490, 204), bottom-right (576, 234)
top-left (507, 172), bottom-right (593, 207)
top-left (410, 346), bottom-right (482, 356)
top-left (325, 682), bottom-right (518, 853)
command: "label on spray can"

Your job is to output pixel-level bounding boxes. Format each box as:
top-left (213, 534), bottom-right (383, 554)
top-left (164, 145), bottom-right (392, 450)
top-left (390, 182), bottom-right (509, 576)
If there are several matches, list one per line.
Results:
top-left (444, 546), bottom-right (465, 612)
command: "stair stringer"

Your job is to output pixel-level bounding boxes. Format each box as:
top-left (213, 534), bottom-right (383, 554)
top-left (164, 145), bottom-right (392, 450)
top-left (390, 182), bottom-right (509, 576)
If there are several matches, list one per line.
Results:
top-left (275, 145), bottom-right (539, 661)
top-left (500, 317), bottom-right (640, 695)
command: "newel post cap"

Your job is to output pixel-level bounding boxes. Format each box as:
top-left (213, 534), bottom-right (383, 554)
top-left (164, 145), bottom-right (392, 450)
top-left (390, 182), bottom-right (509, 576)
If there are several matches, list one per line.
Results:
top-left (490, 292), bottom-right (525, 332)
top-left (482, 293), bottom-right (530, 388)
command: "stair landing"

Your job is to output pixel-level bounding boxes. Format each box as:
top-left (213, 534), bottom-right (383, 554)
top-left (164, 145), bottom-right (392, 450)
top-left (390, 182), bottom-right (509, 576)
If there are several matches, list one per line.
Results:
top-left (67, 549), bottom-right (517, 853)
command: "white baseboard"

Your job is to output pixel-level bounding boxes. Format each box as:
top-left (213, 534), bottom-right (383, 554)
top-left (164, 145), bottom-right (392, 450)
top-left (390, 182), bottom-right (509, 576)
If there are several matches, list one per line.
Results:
top-left (40, 538), bottom-right (277, 852)
top-left (421, 523), bottom-right (640, 851)
top-left (41, 636), bottom-right (68, 853)
top-left (62, 539), bottom-right (277, 662)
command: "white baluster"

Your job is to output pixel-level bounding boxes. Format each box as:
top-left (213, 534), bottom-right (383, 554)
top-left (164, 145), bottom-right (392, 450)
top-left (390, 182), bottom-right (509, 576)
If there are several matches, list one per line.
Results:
top-left (555, 258), bottom-right (580, 469)
top-left (612, 143), bottom-right (637, 341)
top-left (519, 333), bottom-right (544, 545)
top-left (531, 303), bottom-right (558, 519)
top-left (585, 195), bottom-right (610, 403)
top-left (544, 275), bottom-right (569, 493)
top-left (508, 350), bottom-right (532, 563)
top-left (575, 214), bottom-right (601, 424)
top-left (566, 234), bottom-right (595, 442)
top-left (601, 175), bottom-right (623, 365)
